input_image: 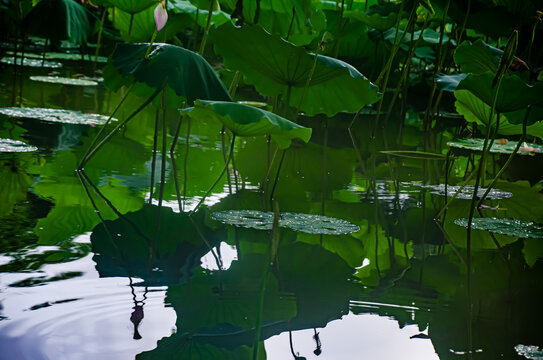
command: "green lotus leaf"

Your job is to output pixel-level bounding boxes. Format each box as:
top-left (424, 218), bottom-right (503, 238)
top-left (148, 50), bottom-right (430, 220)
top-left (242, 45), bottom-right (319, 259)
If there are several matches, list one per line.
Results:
top-left (454, 89), bottom-right (543, 139)
top-left (435, 73), bottom-right (467, 92)
top-left (447, 138), bottom-right (543, 156)
top-left (211, 210), bottom-right (360, 235)
top-left (210, 23), bottom-right (380, 116)
top-left (454, 217), bottom-right (543, 239)
top-left (30, 76), bottom-right (98, 86)
top-left (456, 72), bottom-right (543, 113)
top-left (410, 183), bottom-right (513, 200)
top-left (0, 107), bottom-right (114, 125)
top-left (0, 138), bottom-right (37, 153)
top-left (0, 57), bottom-right (62, 68)
top-left (454, 39), bottom-right (500, 74)
top-left (107, 43), bottom-right (231, 105)
top-left (181, 100), bottom-right (311, 149)
top-left (109, 0), bottom-right (154, 13)
top-left (23, 0), bottom-right (90, 45)
top-left (168, 0), bottom-right (231, 28)
top-left (344, 9), bottom-right (398, 31)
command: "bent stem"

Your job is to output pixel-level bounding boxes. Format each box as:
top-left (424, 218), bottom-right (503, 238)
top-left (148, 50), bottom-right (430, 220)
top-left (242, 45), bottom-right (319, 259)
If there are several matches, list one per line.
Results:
top-left (190, 134), bottom-right (236, 214)
top-left (79, 86), bottom-right (162, 169)
top-left (79, 83), bottom-right (135, 169)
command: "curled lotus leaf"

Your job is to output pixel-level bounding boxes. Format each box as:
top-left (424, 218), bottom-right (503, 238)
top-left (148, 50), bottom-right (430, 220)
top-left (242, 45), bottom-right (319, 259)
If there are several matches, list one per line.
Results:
top-left (411, 183), bottom-right (513, 200)
top-left (0, 138), bottom-right (38, 153)
top-left (30, 76), bottom-right (98, 86)
top-left (0, 57), bottom-right (62, 68)
top-left (0, 107), bottom-right (115, 125)
top-left (454, 217), bottom-right (543, 239)
top-left (211, 210), bottom-right (360, 235)
top-left (447, 138), bottom-right (543, 156)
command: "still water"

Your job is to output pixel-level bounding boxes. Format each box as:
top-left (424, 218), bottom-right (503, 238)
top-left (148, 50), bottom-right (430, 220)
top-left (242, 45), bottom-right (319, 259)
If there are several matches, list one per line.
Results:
top-left (1, 50), bottom-right (542, 360)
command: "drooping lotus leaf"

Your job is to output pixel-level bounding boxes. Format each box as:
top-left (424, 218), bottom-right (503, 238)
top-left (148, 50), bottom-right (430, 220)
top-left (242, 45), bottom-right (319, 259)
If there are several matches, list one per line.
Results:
top-left (447, 138), bottom-right (543, 156)
top-left (454, 39), bottom-right (500, 75)
top-left (108, 0), bottom-right (154, 13)
top-left (0, 138), bottom-right (38, 153)
top-left (23, 0), bottom-right (90, 45)
top-left (211, 210), bottom-right (360, 235)
top-left (107, 43), bottom-right (231, 105)
top-left (0, 107), bottom-right (114, 125)
top-left (181, 100), bottom-right (312, 149)
top-left (454, 89), bottom-right (543, 137)
top-left (435, 73), bottom-right (467, 92)
top-left (30, 76), bottom-right (98, 86)
top-left (0, 57), bottom-right (62, 68)
top-left (456, 72), bottom-right (543, 113)
top-left (210, 23), bottom-right (380, 116)
top-left (454, 218), bottom-right (543, 239)
top-left (411, 183), bottom-right (513, 200)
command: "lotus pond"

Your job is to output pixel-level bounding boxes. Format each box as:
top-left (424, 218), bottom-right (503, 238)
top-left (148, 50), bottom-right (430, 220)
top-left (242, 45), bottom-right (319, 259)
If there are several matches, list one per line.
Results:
top-left (1, 0), bottom-right (543, 359)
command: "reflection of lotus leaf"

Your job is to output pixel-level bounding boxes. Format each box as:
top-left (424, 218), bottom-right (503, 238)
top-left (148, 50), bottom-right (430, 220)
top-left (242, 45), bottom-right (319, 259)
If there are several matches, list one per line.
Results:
top-left (0, 57), bottom-right (62, 68)
top-left (448, 138), bottom-right (543, 155)
top-left (211, 210), bottom-right (360, 235)
top-left (454, 217), bottom-right (543, 239)
top-left (0, 107), bottom-right (114, 125)
top-left (411, 183), bottom-right (513, 200)
top-left (0, 139), bottom-right (38, 153)
top-left (30, 76), bottom-right (98, 86)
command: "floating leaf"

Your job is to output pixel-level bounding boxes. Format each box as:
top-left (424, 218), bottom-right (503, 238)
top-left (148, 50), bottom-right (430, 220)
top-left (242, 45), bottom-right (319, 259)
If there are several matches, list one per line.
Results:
top-left (6, 51), bottom-right (107, 63)
top-left (30, 76), bottom-right (98, 86)
top-left (411, 183), bottom-right (513, 200)
top-left (0, 107), bottom-right (114, 125)
top-left (0, 138), bottom-right (38, 153)
top-left (515, 345), bottom-right (543, 359)
top-left (210, 23), bottom-right (380, 116)
top-left (454, 217), bottom-right (543, 239)
top-left (0, 57), bottom-right (62, 68)
top-left (447, 138), bottom-right (543, 156)
top-left (181, 100), bottom-right (312, 149)
top-left (211, 210), bottom-right (360, 235)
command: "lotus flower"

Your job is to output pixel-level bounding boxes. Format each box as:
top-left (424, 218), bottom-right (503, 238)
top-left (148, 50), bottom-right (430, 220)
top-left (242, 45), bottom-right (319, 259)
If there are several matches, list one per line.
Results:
top-left (154, 1), bottom-right (168, 32)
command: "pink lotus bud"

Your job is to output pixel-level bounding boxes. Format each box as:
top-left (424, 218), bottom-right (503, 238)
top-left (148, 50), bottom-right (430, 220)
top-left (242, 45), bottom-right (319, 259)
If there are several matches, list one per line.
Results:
top-left (154, 1), bottom-right (168, 32)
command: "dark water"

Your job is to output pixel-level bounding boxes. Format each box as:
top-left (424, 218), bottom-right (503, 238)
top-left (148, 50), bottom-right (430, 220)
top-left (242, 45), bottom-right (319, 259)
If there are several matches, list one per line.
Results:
top-left (1, 52), bottom-right (543, 360)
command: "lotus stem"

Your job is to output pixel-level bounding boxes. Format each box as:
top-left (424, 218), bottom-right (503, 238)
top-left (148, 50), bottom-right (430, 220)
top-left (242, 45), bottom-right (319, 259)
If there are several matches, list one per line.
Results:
top-left (149, 109), bottom-right (160, 204)
top-left (144, 31), bottom-right (158, 59)
top-left (477, 106), bottom-right (531, 206)
top-left (79, 83), bottom-right (135, 169)
top-left (331, 0), bottom-right (346, 58)
top-left (170, 115), bottom-right (184, 211)
top-left (286, 7), bottom-right (296, 41)
top-left (128, 13), bottom-right (134, 42)
top-left (183, 116), bottom-right (191, 207)
top-left (94, 8), bottom-right (107, 73)
top-left (296, 34), bottom-right (324, 116)
top-left (191, 135), bottom-right (236, 214)
top-left (79, 86), bottom-right (162, 169)
top-left (198, 0), bottom-right (215, 55)
top-left (270, 149), bottom-right (286, 202)
top-left (158, 87), bottom-right (168, 210)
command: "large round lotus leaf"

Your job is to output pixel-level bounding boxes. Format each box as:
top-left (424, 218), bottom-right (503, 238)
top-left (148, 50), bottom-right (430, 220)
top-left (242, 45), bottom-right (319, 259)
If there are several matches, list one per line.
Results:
top-left (209, 23), bottom-right (380, 117)
top-left (454, 90), bottom-right (543, 139)
top-left (411, 183), bottom-right (512, 200)
top-left (181, 100), bottom-right (312, 149)
top-left (344, 9), bottom-right (398, 31)
top-left (23, 0), bottom-right (90, 45)
top-left (30, 76), bottom-right (98, 86)
top-left (454, 39), bottom-right (500, 74)
top-left (447, 138), bottom-right (543, 156)
top-left (0, 107), bottom-right (114, 125)
top-left (0, 57), bottom-right (62, 68)
top-left (456, 72), bottom-right (543, 113)
top-left (168, 0), bottom-right (231, 27)
top-left (211, 210), bottom-right (360, 235)
top-left (454, 217), bottom-right (543, 239)
top-left (108, 43), bottom-right (231, 105)
top-left (0, 138), bottom-right (37, 153)
top-left (108, 0), bottom-right (154, 13)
